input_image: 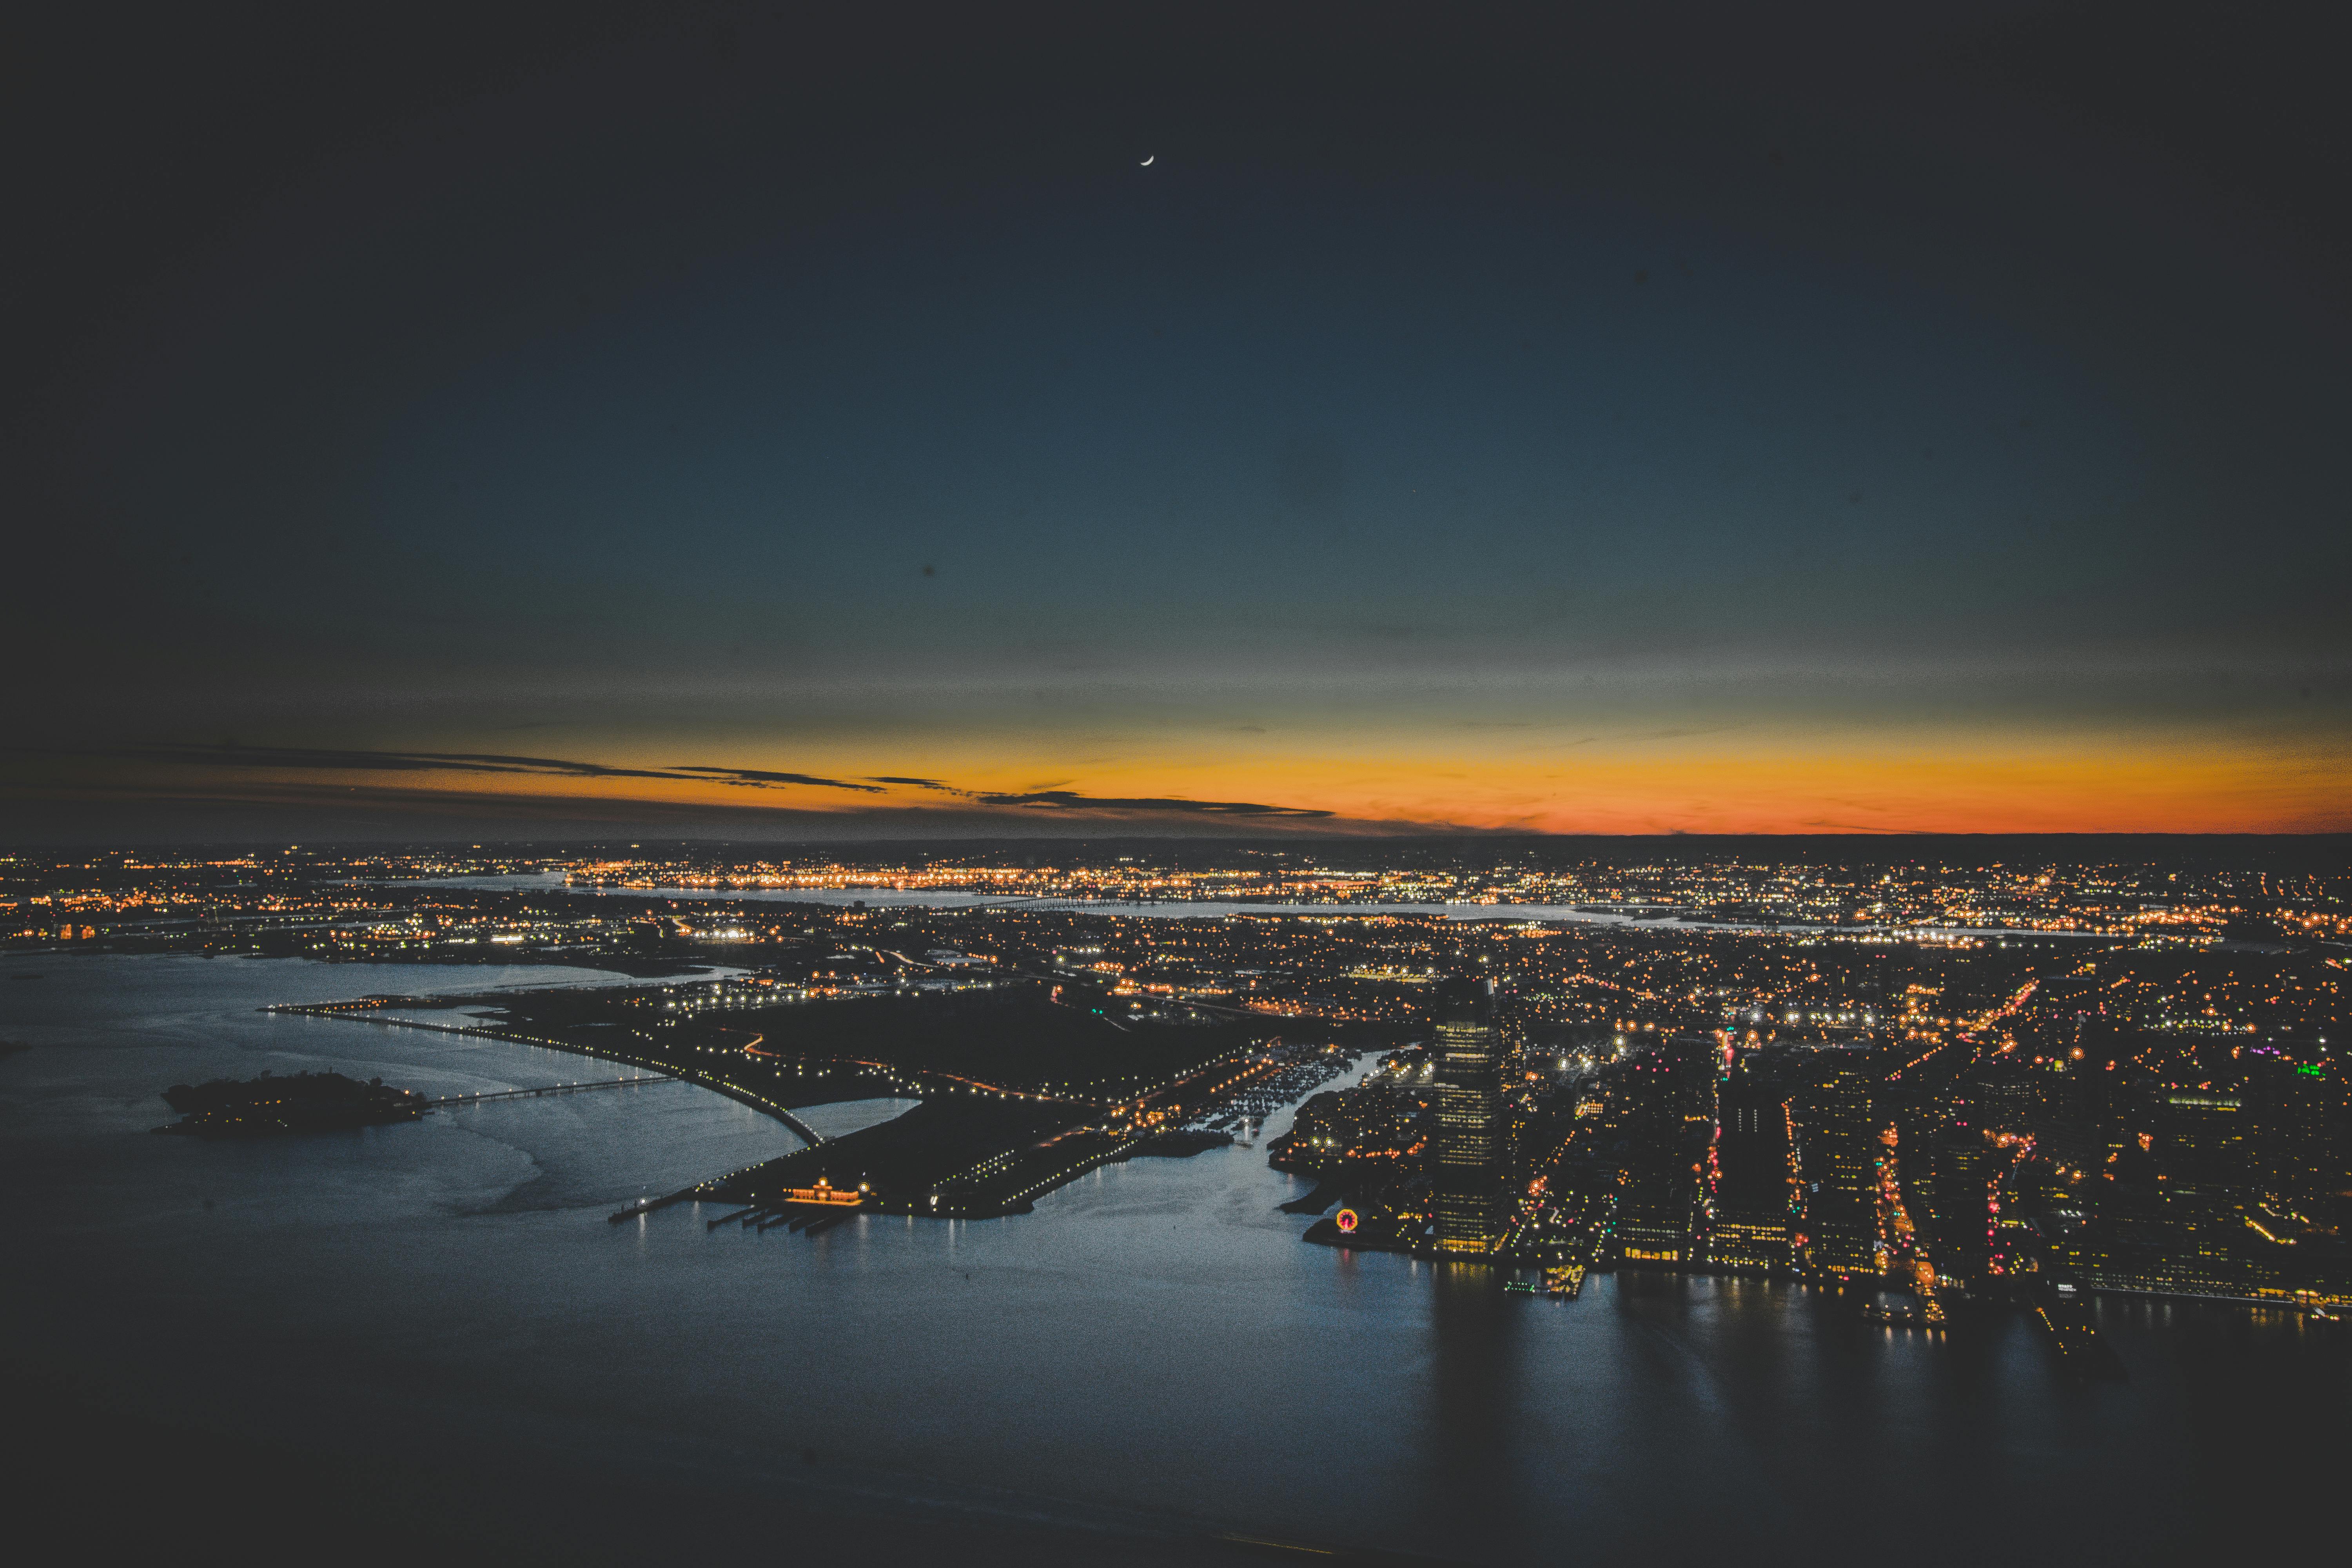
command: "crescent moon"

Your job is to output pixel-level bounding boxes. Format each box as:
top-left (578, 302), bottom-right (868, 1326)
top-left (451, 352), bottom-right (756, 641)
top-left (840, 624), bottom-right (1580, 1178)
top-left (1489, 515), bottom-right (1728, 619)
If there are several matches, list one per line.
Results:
top-left (1141, 155), bottom-right (1155, 166)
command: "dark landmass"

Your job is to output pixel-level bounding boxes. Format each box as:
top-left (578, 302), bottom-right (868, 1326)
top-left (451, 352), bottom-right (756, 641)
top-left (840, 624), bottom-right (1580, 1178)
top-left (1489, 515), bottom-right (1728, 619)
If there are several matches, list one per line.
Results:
top-left (713, 1098), bottom-right (1087, 1214)
top-left (153, 1071), bottom-right (426, 1139)
top-left (354, 975), bottom-right (1339, 1220)
top-left (458, 979), bottom-right (1286, 1107)
top-left (0, 1038), bottom-right (32, 1059)
top-left (497, 953), bottom-right (714, 978)
top-left (1278, 1181), bottom-right (1347, 1215)
top-left (1130, 1129), bottom-right (1236, 1157)
top-left (704, 984), bottom-right (1274, 1100)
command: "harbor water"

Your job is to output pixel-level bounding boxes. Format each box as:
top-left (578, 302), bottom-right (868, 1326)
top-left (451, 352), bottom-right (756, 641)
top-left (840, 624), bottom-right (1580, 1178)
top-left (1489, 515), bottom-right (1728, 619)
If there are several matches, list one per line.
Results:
top-left (1, 952), bottom-right (2340, 1561)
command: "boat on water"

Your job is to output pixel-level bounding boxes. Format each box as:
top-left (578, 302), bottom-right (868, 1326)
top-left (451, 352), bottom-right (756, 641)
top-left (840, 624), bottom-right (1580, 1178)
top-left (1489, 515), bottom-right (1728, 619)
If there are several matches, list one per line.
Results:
top-left (1504, 1265), bottom-right (1586, 1299)
top-left (1861, 1303), bottom-right (1933, 1327)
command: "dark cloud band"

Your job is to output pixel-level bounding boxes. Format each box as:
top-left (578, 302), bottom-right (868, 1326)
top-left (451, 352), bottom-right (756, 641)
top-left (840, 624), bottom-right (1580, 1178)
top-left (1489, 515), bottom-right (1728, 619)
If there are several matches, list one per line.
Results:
top-left (975, 790), bottom-right (1332, 818)
top-left (40, 746), bottom-right (1333, 819)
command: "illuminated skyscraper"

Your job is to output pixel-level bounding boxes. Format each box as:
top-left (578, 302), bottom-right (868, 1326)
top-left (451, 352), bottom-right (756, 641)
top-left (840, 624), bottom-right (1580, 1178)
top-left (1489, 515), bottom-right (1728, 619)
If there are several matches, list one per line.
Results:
top-left (1796, 1056), bottom-right (1881, 1277)
top-left (1432, 982), bottom-right (1504, 1254)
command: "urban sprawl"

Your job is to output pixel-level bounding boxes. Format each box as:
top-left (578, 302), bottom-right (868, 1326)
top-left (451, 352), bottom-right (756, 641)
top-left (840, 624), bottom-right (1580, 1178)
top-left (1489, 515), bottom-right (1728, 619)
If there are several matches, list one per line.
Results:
top-left (8, 840), bottom-right (2346, 1338)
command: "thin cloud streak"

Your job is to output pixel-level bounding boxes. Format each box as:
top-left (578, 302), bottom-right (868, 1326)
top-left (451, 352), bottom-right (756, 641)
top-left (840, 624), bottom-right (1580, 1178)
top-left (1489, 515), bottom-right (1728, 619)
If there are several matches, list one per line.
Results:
top-left (45, 745), bottom-right (1341, 822)
top-left (672, 765), bottom-right (885, 792)
top-left (110, 744), bottom-right (886, 793)
top-left (974, 790), bottom-right (1332, 818)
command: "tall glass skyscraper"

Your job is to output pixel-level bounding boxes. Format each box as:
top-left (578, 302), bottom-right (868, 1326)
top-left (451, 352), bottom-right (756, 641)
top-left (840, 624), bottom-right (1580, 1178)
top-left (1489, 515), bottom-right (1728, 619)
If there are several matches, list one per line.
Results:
top-left (1433, 981), bottom-right (1504, 1253)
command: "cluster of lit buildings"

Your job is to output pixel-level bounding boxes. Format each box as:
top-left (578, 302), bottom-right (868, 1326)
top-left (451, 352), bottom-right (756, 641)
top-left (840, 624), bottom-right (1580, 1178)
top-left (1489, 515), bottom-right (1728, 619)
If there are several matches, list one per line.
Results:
top-left (5, 841), bottom-right (2344, 1312)
top-left (9, 842), bottom-right (2345, 953)
top-left (1269, 947), bottom-right (2347, 1312)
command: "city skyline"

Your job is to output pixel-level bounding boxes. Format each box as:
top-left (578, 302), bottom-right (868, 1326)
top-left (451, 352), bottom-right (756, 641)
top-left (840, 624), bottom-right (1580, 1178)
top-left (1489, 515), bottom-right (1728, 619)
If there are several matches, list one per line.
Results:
top-left (6, 817), bottom-right (2347, 1563)
top-left (5, 9), bottom-right (2348, 1561)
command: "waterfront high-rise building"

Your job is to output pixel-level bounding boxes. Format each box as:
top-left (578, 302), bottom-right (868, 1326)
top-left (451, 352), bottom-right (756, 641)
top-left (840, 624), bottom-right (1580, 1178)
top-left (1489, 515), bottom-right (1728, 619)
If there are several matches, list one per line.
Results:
top-left (1925, 1131), bottom-right (1994, 1289)
top-left (1618, 1034), bottom-right (1719, 1265)
top-left (1432, 982), bottom-right (1504, 1254)
top-left (1795, 1056), bottom-right (1882, 1278)
top-left (1708, 1060), bottom-right (1799, 1272)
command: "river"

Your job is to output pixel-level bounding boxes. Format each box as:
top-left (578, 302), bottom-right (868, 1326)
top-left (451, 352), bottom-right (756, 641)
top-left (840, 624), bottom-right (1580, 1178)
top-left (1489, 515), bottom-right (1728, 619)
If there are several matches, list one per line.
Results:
top-left (405, 871), bottom-right (2120, 940)
top-left (0, 951), bottom-right (2339, 1562)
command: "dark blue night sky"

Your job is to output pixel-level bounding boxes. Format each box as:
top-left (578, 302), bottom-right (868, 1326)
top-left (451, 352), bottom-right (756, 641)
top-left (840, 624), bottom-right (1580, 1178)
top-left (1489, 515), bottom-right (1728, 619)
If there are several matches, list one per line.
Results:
top-left (7, 5), bottom-right (2347, 837)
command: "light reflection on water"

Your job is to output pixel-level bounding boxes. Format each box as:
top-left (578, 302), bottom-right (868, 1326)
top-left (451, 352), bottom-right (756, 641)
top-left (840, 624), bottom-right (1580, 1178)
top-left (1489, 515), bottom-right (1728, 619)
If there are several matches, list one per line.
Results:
top-left (0, 952), bottom-right (2341, 1561)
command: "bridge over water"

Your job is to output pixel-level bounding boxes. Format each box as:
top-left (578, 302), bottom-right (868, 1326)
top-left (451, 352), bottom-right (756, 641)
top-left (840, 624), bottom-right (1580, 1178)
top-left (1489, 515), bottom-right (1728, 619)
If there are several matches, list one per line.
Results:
top-left (272, 1001), bottom-right (832, 1147)
top-left (429, 1074), bottom-right (672, 1107)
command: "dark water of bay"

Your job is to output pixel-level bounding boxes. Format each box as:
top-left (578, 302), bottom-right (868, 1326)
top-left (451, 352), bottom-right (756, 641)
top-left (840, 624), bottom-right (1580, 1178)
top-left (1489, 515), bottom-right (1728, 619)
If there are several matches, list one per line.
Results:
top-left (1, 953), bottom-right (2341, 1563)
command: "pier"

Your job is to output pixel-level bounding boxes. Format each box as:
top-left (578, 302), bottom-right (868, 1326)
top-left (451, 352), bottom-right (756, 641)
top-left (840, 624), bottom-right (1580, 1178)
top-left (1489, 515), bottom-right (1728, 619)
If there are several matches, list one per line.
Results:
top-left (431, 1075), bottom-right (670, 1108)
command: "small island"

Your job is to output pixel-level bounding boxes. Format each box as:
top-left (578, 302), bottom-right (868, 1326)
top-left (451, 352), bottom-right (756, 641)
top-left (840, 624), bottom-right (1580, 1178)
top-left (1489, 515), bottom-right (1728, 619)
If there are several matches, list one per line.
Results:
top-left (153, 1070), bottom-right (426, 1140)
